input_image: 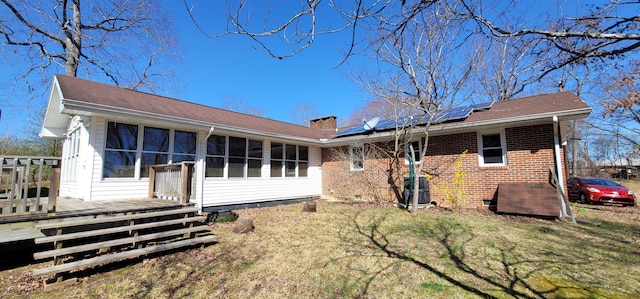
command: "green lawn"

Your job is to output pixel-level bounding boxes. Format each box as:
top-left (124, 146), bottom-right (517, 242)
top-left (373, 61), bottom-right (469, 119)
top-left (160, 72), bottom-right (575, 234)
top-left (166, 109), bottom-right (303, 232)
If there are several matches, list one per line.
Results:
top-left (2, 200), bottom-right (639, 298)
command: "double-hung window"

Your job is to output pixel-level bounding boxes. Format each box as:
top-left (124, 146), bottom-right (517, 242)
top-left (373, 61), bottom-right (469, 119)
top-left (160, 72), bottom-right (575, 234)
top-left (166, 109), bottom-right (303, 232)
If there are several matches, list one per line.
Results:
top-left (270, 143), bottom-right (284, 177)
top-left (247, 139), bottom-right (263, 177)
top-left (172, 130), bottom-right (197, 163)
top-left (205, 135), bottom-right (226, 177)
top-left (228, 137), bottom-right (247, 178)
top-left (298, 146), bottom-right (308, 177)
top-left (140, 127), bottom-right (169, 177)
top-left (285, 144), bottom-right (297, 177)
top-left (350, 146), bottom-right (364, 171)
top-left (404, 139), bottom-right (422, 164)
top-left (477, 130), bottom-right (507, 166)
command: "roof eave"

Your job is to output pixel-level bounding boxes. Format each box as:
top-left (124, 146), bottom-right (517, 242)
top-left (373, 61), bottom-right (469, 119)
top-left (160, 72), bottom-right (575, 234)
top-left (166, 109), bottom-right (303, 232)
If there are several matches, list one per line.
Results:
top-left (61, 99), bottom-right (327, 145)
top-left (39, 77), bottom-right (68, 139)
top-left (430, 107), bottom-right (592, 134)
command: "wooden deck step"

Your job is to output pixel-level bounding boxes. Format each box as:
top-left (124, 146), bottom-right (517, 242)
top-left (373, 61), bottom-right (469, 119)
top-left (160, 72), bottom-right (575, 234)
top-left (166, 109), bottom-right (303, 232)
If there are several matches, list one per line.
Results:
top-left (34, 216), bottom-right (206, 244)
top-left (33, 235), bottom-right (217, 277)
top-left (36, 207), bottom-right (199, 230)
top-left (34, 226), bottom-right (212, 260)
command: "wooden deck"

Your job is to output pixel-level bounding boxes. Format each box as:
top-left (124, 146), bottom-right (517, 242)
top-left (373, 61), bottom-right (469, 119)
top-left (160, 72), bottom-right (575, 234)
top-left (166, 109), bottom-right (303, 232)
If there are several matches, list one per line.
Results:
top-left (0, 197), bottom-right (188, 244)
top-left (1, 197), bottom-right (215, 289)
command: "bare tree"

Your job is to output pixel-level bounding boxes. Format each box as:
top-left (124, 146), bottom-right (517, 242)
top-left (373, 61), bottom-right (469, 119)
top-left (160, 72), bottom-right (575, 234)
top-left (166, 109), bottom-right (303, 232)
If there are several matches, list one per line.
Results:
top-left (0, 0), bottom-right (179, 94)
top-left (462, 0), bottom-right (640, 78)
top-left (598, 59), bottom-right (640, 151)
top-left (290, 102), bottom-right (319, 126)
top-left (354, 1), bottom-right (478, 213)
top-left (473, 35), bottom-right (552, 102)
top-left (190, 1), bottom-right (640, 68)
top-left (221, 97), bottom-right (268, 117)
top-left (324, 143), bottom-right (397, 203)
top-left (344, 97), bottom-right (421, 126)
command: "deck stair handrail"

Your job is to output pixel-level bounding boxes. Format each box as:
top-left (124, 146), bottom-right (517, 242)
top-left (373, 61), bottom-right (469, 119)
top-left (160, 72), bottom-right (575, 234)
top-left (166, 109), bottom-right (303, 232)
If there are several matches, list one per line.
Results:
top-left (148, 162), bottom-right (194, 204)
top-left (1, 155), bottom-right (60, 215)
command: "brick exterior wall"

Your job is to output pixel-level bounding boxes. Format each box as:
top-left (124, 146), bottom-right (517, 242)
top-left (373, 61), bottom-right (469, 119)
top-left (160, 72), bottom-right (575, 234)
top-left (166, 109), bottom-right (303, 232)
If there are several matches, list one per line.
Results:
top-left (321, 123), bottom-right (567, 208)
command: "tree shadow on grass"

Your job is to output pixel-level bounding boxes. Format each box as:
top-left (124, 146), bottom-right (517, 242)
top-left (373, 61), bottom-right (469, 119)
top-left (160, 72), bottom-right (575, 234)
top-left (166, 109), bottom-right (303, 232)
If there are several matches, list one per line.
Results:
top-left (326, 211), bottom-right (623, 298)
top-left (100, 238), bottom-right (265, 298)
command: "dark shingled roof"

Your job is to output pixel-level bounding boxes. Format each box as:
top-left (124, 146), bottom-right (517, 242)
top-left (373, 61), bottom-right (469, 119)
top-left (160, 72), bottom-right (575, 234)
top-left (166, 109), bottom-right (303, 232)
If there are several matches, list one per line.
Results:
top-left (55, 74), bottom-right (332, 140)
top-left (334, 91), bottom-right (590, 136)
top-left (464, 91), bottom-right (589, 123)
top-left (55, 74), bottom-right (590, 142)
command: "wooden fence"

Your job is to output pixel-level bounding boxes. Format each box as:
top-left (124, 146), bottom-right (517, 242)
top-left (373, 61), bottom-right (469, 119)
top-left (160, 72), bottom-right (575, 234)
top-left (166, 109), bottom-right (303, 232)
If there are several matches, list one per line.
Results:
top-left (0, 156), bottom-right (61, 215)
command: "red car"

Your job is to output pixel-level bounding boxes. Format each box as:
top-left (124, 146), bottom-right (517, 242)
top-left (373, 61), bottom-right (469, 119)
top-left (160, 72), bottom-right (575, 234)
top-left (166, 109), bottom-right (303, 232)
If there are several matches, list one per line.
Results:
top-left (567, 177), bottom-right (636, 207)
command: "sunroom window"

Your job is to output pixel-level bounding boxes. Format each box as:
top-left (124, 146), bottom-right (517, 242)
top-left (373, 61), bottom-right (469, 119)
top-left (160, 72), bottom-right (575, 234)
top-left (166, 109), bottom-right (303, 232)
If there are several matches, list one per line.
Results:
top-left (102, 121), bottom-right (197, 179)
top-left (103, 122), bottom-right (138, 178)
top-left (205, 135), bottom-right (226, 177)
top-left (205, 135), bottom-right (263, 178)
top-left (140, 127), bottom-right (169, 177)
top-left (271, 143), bottom-right (308, 178)
top-left (172, 130), bottom-right (197, 163)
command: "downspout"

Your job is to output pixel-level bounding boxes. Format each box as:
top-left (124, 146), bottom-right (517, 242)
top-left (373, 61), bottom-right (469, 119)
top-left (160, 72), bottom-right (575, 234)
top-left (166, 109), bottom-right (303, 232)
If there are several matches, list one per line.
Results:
top-left (199, 126), bottom-right (215, 214)
top-left (552, 116), bottom-right (566, 217)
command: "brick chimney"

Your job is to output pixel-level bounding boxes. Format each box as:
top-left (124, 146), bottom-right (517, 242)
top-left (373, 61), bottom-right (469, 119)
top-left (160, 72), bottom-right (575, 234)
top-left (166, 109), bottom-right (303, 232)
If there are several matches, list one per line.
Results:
top-left (310, 116), bottom-right (337, 130)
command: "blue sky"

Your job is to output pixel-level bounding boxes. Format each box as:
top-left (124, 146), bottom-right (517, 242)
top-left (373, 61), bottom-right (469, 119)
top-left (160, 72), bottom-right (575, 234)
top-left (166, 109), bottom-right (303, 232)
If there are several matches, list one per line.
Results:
top-left (1, 1), bottom-right (635, 140)
top-left (165, 1), bottom-right (368, 124)
top-left (0, 1), bottom-right (369, 137)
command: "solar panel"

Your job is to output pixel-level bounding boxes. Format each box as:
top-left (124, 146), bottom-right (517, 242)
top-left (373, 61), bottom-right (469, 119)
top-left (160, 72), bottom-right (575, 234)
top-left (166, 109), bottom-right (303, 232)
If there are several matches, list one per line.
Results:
top-left (374, 118), bottom-right (397, 131)
top-left (335, 101), bottom-right (493, 137)
top-left (432, 106), bottom-right (473, 123)
top-left (467, 101), bottom-right (494, 111)
top-left (336, 124), bottom-right (367, 137)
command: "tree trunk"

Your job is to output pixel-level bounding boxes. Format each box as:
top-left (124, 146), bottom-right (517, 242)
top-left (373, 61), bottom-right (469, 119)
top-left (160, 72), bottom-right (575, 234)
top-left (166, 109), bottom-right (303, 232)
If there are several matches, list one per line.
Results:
top-left (410, 144), bottom-right (419, 214)
top-left (65, 0), bottom-right (82, 76)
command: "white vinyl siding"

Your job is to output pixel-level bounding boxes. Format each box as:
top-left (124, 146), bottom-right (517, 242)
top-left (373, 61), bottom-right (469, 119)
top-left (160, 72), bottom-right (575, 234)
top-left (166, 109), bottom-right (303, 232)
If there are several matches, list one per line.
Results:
top-left (59, 116), bottom-right (93, 200)
top-left (201, 145), bottom-right (322, 207)
top-left (74, 119), bottom-right (321, 206)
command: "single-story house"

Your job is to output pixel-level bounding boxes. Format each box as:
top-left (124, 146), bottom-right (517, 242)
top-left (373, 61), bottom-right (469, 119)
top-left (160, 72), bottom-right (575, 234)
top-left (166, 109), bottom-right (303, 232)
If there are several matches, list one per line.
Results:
top-left (41, 75), bottom-right (591, 211)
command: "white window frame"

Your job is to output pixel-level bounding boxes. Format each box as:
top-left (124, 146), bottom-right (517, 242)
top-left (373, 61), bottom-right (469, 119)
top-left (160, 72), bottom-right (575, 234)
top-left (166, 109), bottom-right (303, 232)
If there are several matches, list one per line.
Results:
top-left (205, 135), bottom-right (263, 179)
top-left (404, 139), bottom-right (422, 164)
top-left (350, 145), bottom-right (364, 171)
top-left (477, 129), bottom-right (507, 167)
top-left (205, 134), bottom-right (227, 178)
top-left (270, 143), bottom-right (307, 178)
top-left (102, 121), bottom-right (197, 180)
top-left (62, 128), bottom-right (80, 181)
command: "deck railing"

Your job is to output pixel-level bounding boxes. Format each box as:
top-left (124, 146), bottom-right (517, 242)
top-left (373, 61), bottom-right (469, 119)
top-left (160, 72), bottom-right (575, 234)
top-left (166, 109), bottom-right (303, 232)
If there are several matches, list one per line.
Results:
top-left (0, 156), bottom-right (61, 215)
top-left (148, 162), bottom-right (194, 204)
